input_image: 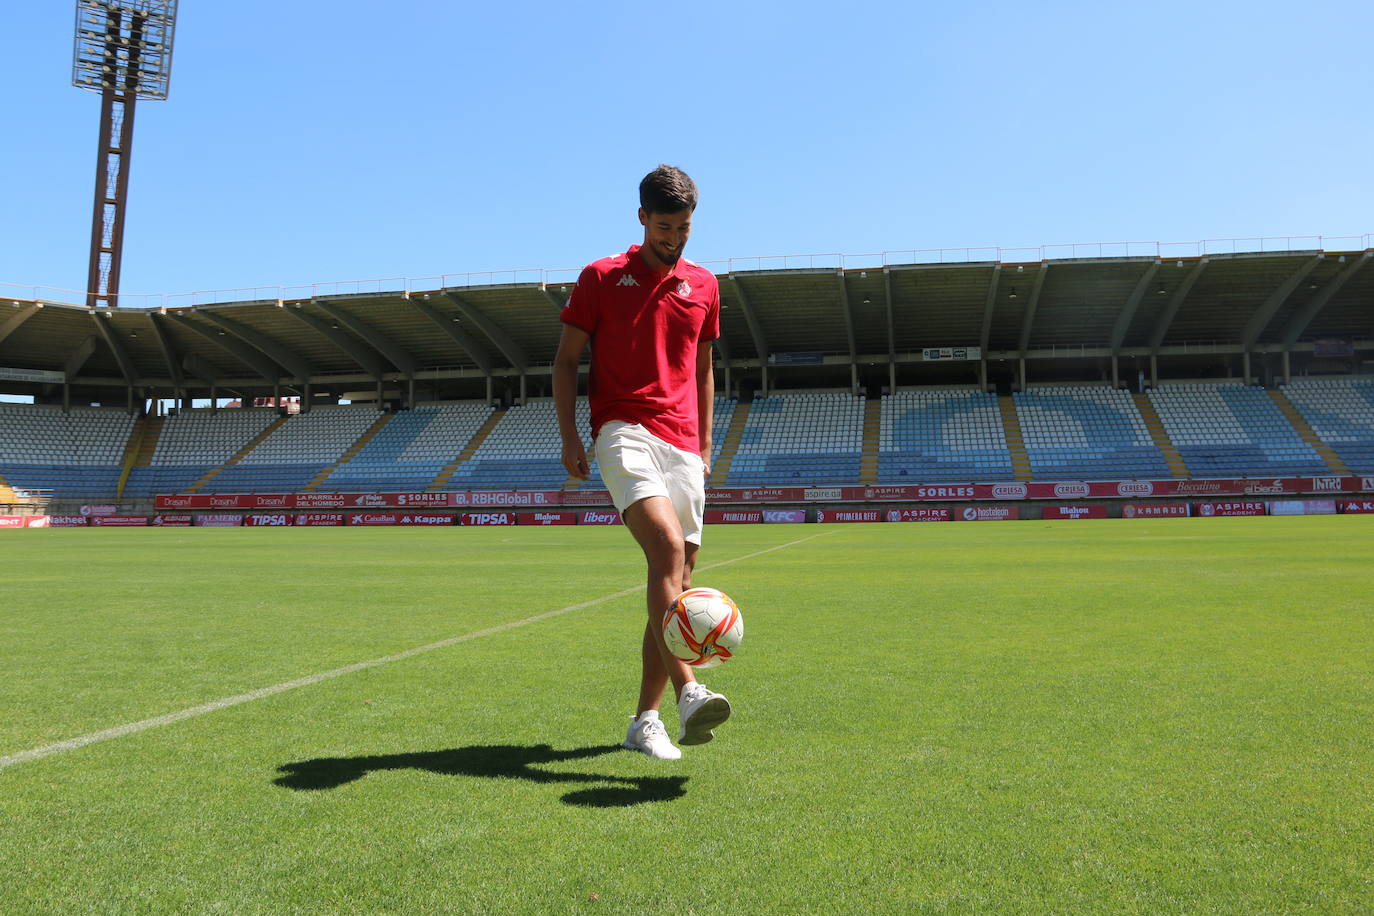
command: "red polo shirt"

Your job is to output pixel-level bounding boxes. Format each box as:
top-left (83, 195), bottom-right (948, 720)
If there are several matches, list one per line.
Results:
top-left (561, 244), bottom-right (720, 453)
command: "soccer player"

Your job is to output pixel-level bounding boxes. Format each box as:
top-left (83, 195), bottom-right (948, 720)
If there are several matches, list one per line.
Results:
top-left (553, 164), bottom-right (730, 760)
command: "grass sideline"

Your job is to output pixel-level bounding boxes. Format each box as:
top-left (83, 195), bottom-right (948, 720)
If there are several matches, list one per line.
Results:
top-left (1, 518), bottom-right (1371, 913)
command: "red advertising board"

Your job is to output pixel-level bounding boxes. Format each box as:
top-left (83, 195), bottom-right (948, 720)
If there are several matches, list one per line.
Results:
top-left (349, 512), bottom-right (402, 526)
top-left (153, 476), bottom-right (1374, 513)
top-left (815, 509), bottom-right (883, 523)
top-left (885, 507), bottom-right (952, 522)
top-left (453, 490), bottom-right (564, 507)
top-left (153, 514), bottom-right (193, 527)
top-left (244, 513), bottom-right (294, 526)
top-left (23, 516), bottom-right (51, 528)
top-left (520, 511), bottom-right (578, 525)
top-left (294, 493), bottom-right (346, 509)
top-left (295, 512), bottom-right (346, 526)
top-left (1267, 500), bottom-right (1337, 516)
top-left (959, 505), bottom-right (1020, 521)
top-left (763, 509), bottom-right (807, 524)
top-left (459, 511), bottom-right (518, 526)
top-left (561, 490), bottom-right (614, 507)
top-left (0, 516), bottom-right (24, 528)
top-left (1196, 501), bottom-right (1266, 517)
top-left (1340, 500), bottom-right (1374, 514)
top-left (392, 492), bottom-right (454, 508)
top-left (1121, 503), bottom-right (1190, 518)
top-left (92, 515), bottom-right (149, 527)
top-left (396, 513), bottom-right (454, 526)
top-left (195, 513), bottom-right (243, 527)
top-left (705, 509), bottom-right (764, 524)
top-left (577, 509), bottom-right (621, 526)
top-left (48, 516), bottom-right (89, 527)
top-left (1042, 504), bottom-right (1110, 520)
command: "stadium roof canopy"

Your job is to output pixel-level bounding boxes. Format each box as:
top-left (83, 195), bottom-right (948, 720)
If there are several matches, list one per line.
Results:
top-left (2, 239), bottom-right (1371, 406)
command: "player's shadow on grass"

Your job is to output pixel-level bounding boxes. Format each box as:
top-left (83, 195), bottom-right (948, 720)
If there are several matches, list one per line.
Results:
top-left (274, 744), bottom-right (686, 808)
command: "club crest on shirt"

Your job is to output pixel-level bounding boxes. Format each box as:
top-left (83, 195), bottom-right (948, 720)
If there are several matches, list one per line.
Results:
top-left (676, 280), bottom-right (692, 297)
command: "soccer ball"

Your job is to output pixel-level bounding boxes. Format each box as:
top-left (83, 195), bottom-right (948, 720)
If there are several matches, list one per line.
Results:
top-left (663, 587), bottom-right (743, 668)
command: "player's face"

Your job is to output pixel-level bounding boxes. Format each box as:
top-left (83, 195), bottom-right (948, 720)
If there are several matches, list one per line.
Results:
top-left (638, 207), bottom-right (692, 270)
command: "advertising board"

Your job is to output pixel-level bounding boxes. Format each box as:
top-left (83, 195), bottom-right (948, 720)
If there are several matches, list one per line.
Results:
top-left (885, 507), bottom-right (952, 522)
top-left (1042, 504), bottom-right (1109, 520)
top-left (705, 509), bottom-right (763, 524)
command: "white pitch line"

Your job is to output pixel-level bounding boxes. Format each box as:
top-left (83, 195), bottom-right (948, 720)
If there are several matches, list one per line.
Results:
top-left (0, 530), bottom-right (834, 771)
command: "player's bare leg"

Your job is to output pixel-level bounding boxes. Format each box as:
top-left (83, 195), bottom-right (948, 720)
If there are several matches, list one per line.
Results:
top-left (623, 496), bottom-right (730, 748)
top-left (622, 495), bottom-right (694, 715)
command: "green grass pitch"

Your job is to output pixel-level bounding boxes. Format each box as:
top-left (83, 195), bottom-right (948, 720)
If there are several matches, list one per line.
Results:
top-left (2, 517), bottom-right (1372, 914)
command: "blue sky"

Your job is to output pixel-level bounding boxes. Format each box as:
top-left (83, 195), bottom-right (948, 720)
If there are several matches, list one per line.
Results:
top-left (2, 0), bottom-right (1371, 303)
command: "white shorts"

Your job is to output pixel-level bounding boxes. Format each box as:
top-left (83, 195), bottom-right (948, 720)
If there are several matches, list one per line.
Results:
top-left (594, 421), bottom-right (706, 545)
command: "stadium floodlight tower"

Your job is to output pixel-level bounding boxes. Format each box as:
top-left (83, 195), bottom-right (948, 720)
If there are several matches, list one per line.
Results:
top-left (71, 0), bottom-right (178, 310)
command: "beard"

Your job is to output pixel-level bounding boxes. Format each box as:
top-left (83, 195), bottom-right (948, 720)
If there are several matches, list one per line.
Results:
top-left (656, 243), bottom-right (682, 266)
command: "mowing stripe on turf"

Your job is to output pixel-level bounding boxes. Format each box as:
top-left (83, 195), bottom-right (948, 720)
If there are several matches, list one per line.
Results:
top-left (0, 530), bottom-right (834, 771)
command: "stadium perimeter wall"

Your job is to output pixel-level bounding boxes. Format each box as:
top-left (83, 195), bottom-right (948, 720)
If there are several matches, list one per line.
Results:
top-left (4, 476), bottom-right (1372, 527)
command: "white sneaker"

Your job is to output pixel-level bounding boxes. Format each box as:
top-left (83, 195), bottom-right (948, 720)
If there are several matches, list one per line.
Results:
top-left (623, 714), bottom-right (682, 760)
top-left (678, 684), bottom-right (731, 746)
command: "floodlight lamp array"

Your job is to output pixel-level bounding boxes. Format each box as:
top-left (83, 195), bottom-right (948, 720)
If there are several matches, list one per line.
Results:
top-left (71, 0), bottom-right (178, 100)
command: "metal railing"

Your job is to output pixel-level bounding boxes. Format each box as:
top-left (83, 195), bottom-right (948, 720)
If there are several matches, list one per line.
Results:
top-left (4, 233), bottom-right (1369, 310)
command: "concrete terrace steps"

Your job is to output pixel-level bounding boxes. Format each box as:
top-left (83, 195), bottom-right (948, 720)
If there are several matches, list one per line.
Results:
top-left (705, 401), bottom-right (752, 483)
top-left (1133, 393), bottom-right (1190, 479)
top-left (997, 396), bottom-right (1033, 481)
top-left (301, 412), bottom-right (396, 492)
top-left (858, 397), bottom-right (882, 483)
top-left (1268, 389), bottom-right (1350, 476)
top-left (115, 414), bottom-right (164, 500)
top-left (186, 415), bottom-right (290, 493)
top-left (431, 407), bottom-right (506, 491)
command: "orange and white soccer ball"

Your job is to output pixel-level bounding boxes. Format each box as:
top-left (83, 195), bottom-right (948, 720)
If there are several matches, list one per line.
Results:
top-left (663, 587), bottom-right (744, 668)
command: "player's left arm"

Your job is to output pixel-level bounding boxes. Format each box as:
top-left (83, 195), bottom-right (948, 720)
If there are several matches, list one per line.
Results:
top-left (696, 340), bottom-right (714, 477)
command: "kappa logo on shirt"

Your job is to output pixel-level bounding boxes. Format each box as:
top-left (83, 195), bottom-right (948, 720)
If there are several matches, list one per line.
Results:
top-left (616, 275), bottom-right (639, 287)
top-left (676, 281), bottom-right (692, 297)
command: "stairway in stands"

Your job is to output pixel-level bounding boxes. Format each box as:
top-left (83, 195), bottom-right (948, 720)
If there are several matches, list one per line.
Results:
top-left (1268, 389), bottom-right (1349, 475)
top-left (1132, 393), bottom-right (1190, 478)
top-left (858, 397), bottom-right (882, 483)
top-left (705, 401), bottom-right (751, 484)
top-left (115, 415), bottom-right (164, 500)
top-left (300, 413), bottom-right (395, 491)
top-left (186, 416), bottom-right (289, 493)
top-left (997, 396), bottom-right (1033, 481)
top-left (429, 407), bottom-right (506, 491)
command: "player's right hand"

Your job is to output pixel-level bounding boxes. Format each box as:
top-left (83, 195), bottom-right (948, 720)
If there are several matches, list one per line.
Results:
top-left (561, 438), bottom-right (589, 480)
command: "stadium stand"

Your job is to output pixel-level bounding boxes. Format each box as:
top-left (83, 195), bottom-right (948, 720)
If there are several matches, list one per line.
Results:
top-left (0, 403), bottom-right (132, 499)
top-left (1280, 377), bottom-right (1374, 474)
top-left (315, 402), bottom-right (493, 492)
top-left (201, 406), bottom-right (380, 493)
top-left (726, 392), bottom-right (864, 486)
top-left (122, 407), bottom-right (279, 498)
top-left (1014, 386), bottom-right (1171, 480)
top-left (443, 399), bottom-right (586, 491)
top-left (1148, 383), bottom-right (1329, 477)
top-left (877, 388), bottom-right (1013, 482)
top-left (708, 396), bottom-right (735, 469)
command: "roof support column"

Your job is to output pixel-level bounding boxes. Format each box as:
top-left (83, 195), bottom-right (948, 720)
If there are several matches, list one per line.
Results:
top-left (978, 265), bottom-right (1001, 393)
top-left (835, 271), bottom-right (858, 395)
top-left (883, 267), bottom-right (896, 394)
top-left (727, 276), bottom-right (770, 394)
